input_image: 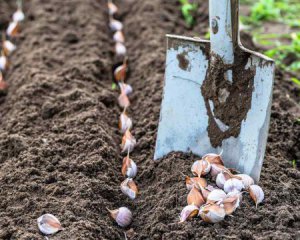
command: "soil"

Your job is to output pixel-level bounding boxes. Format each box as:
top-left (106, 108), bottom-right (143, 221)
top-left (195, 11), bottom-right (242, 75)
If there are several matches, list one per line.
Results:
top-left (0, 0), bottom-right (299, 240)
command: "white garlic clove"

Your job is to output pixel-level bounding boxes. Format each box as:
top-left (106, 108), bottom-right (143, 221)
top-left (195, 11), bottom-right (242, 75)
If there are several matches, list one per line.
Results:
top-left (191, 159), bottom-right (211, 177)
top-left (3, 40), bottom-right (16, 56)
top-left (108, 207), bottom-right (133, 227)
top-left (6, 21), bottom-right (19, 37)
top-left (119, 82), bottom-right (133, 96)
top-left (199, 204), bottom-right (226, 223)
top-left (37, 214), bottom-right (62, 235)
top-left (236, 174), bottom-right (254, 189)
top-left (187, 186), bottom-right (205, 207)
top-left (120, 178), bottom-right (138, 200)
top-left (216, 172), bottom-right (230, 189)
top-left (207, 189), bottom-right (227, 204)
top-left (13, 9), bottom-right (25, 22)
top-left (179, 205), bottom-right (199, 223)
top-left (108, 1), bottom-right (118, 15)
top-left (121, 156), bottom-right (137, 178)
top-left (113, 30), bottom-right (125, 43)
top-left (115, 42), bottom-right (126, 56)
top-left (0, 55), bottom-right (8, 71)
top-left (109, 18), bottom-right (123, 32)
top-left (119, 112), bottom-right (133, 133)
top-left (223, 178), bottom-right (244, 193)
top-left (210, 163), bottom-right (227, 178)
top-left (121, 130), bottom-right (136, 153)
top-left (227, 189), bottom-right (243, 201)
top-left (249, 185), bottom-right (264, 208)
top-left (202, 152), bottom-right (224, 166)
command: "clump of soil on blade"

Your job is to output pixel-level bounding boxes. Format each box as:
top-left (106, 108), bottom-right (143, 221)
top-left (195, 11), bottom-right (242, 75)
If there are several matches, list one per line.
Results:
top-left (0, 0), bottom-right (299, 239)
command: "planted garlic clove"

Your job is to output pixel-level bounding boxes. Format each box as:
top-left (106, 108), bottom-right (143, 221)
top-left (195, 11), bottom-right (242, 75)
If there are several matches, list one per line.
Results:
top-left (191, 159), bottom-right (211, 177)
top-left (185, 176), bottom-right (207, 190)
top-left (121, 156), bottom-right (137, 178)
top-left (115, 42), bottom-right (126, 56)
top-left (108, 0), bottom-right (118, 15)
top-left (119, 112), bottom-right (132, 133)
top-left (37, 214), bottom-right (62, 235)
top-left (3, 40), bottom-right (16, 56)
top-left (113, 30), bottom-right (125, 43)
top-left (108, 207), bottom-right (132, 227)
top-left (109, 18), bottom-right (123, 31)
top-left (114, 61), bottom-right (127, 82)
top-left (187, 186), bottom-right (205, 207)
top-left (0, 72), bottom-right (8, 92)
top-left (0, 54), bottom-right (8, 71)
top-left (199, 204), bottom-right (226, 223)
top-left (119, 82), bottom-right (132, 95)
top-left (207, 189), bottom-right (227, 204)
top-left (7, 22), bottom-right (19, 37)
top-left (121, 178), bottom-right (138, 200)
top-left (249, 185), bottom-right (264, 208)
top-left (118, 93), bottom-right (130, 108)
top-left (121, 129), bottom-right (136, 153)
top-left (236, 174), bottom-right (254, 189)
top-left (202, 152), bottom-right (224, 166)
top-left (210, 164), bottom-right (227, 178)
top-left (13, 9), bottom-right (25, 22)
top-left (179, 205), bottom-right (199, 223)
top-left (223, 178), bottom-right (244, 193)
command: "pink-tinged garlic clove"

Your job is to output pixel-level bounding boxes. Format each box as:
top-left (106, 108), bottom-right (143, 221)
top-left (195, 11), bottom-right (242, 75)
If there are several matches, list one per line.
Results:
top-left (121, 129), bottom-right (136, 153)
top-left (179, 205), bottom-right (199, 223)
top-left (118, 93), bottom-right (130, 108)
top-left (119, 112), bottom-right (133, 133)
top-left (113, 30), bottom-right (125, 43)
top-left (120, 178), bottom-right (138, 200)
top-left (109, 18), bottom-right (123, 32)
top-left (121, 156), bottom-right (137, 178)
top-left (108, 207), bottom-right (133, 227)
top-left (3, 40), bottom-right (16, 56)
top-left (199, 204), bottom-right (226, 223)
top-left (191, 159), bottom-right (211, 177)
top-left (37, 214), bottom-right (63, 235)
top-left (115, 42), bottom-right (126, 56)
top-left (223, 178), bottom-right (244, 193)
top-left (249, 185), bottom-right (264, 208)
top-left (202, 152), bottom-right (224, 166)
top-left (118, 82), bottom-right (133, 96)
top-left (6, 21), bottom-right (20, 37)
top-left (236, 174), bottom-right (254, 189)
top-left (107, 0), bottom-right (118, 15)
top-left (207, 189), bottom-right (227, 204)
top-left (187, 186), bottom-right (205, 207)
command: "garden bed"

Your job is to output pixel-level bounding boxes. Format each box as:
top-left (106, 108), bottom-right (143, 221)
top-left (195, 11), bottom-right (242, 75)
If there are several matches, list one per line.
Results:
top-left (0, 0), bottom-right (299, 239)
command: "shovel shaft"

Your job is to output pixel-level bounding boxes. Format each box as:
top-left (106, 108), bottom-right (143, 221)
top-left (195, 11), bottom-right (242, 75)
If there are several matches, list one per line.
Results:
top-left (209, 0), bottom-right (239, 65)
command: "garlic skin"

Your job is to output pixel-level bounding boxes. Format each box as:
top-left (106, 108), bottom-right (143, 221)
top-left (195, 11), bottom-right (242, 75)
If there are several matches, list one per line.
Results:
top-left (0, 55), bottom-right (8, 71)
top-left (207, 189), bottom-right (227, 204)
top-left (113, 30), bottom-right (125, 43)
top-left (118, 93), bottom-right (130, 108)
top-left (7, 21), bottom-right (19, 37)
top-left (121, 130), bottom-right (136, 153)
top-left (119, 82), bottom-right (133, 96)
top-left (37, 214), bottom-right (63, 235)
top-left (121, 156), bottom-right (137, 178)
top-left (109, 18), bottom-right (123, 32)
top-left (119, 112), bottom-right (133, 133)
top-left (202, 153), bottom-right (224, 166)
top-left (179, 205), bottom-right (199, 223)
top-left (191, 160), bottom-right (211, 177)
top-left (199, 204), bottom-right (226, 223)
top-left (223, 178), bottom-right (244, 193)
top-left (108, 207), bottom-right (132, 227)
top-left (13, 9), bottom-right (25, 22)
top-left (115, 42), bottom-right (126, 56)
top-left (236, 174), bottom-right (254, 189)
top-left (3, 40), bottom-right (16, 56)
top-left (121, 178), bottom-right (138, 200)
top-left (187, 186), bottom-right (205, 207)
top-left (249, 185), bottom-right (264, 208)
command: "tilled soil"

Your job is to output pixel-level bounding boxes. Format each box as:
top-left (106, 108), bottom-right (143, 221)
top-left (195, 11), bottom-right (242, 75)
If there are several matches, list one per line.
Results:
top-left (0, 0), bottom-right (299, 239)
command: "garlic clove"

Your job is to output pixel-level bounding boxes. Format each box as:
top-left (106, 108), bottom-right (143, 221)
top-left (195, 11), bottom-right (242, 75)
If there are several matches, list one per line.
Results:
top-left (6, 21), bottom-right (19, 37)
top-left (191, 159), bottom-right (211, 177)
top-left (3, 40), bottom-right (16, 56)
top-left (121, 178), bottom-right (138, 200)
top-left (198, 185), bottom-right (211, 201)
top-left (119, 82), bottom-right (133, 96)
top-left (119, 112), bottom-right (133, 133)
top-left (0, 54), bottom-right (8, 71)
top-left (223, 178), bottom-right (244, 193)
top-left (185, 176), bottom-right (207, 190)
top-left (108, 207), bottom-right (133, 227)
top-left (115, 42), bottom-right (126, 56)
top-left (187, 186), bottom-right (205, 207)
top-left (108, 0), bottom-right (118, 15)
top-left (113, 30), bottom-right (125, 43)
top-left (121, 156), bottom-right (137, 178)
top-left (210, 164), bottom-right (227, 178)
top-left (118, 93), bottom-right (130, 108)
top-left (114, 62), bottom-right (127, 82)
top-left (37, 214), bottom-right (62, 235)
top-left (249, 185), bottom-right (264, 208)
top-left (13, 9), bottom-right (25, 22)
top-left (109, 18), bottom-right (123, 32)
top-left (216, 171), bottom-right (231, 189)
top-left (202, 152), bottom-right (224, 166)
top-left (179, 205), bottom-right (199, 223)
top-left (222, 193), bottom-right (241, 215)
top-left (236, 174), bottom-right (254, 189)
top-left (121, 129), bottom-right (136, 153)
top-left (207, 189), bottom-right (227, 204)
top-left (0, 73), bottom-right (8, 92)
top-left (199, 204), bottom-right (226, 223)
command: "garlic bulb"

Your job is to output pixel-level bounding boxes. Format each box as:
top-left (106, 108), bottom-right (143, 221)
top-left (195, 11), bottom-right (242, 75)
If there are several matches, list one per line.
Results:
top-left (207, 189), bottom-right (227, 204)
top-left (187, 186), bottom-right (205, 207)
top-left (199, 204), bottom-right (226, 223)
top-left (108, 207), bottom-right (132, 227)
top-left (191, 159), bottom-right (211, 177)
top-left (210, 164), bottom-right (227, 178)
top-left (118, 93), bottom-right (130, 108)
top-left (216, 172), bottom-right (230, 189)
top-left (13, 9), bottom-right (25, 22)
top-left (202, 152), bottom-right (224, 165)
top-left (0, 54), bottom-right (8, 71)
top-left (185, 176), bottom-right (207, 190)
top-left (179, 205), bottom-right (199, 223)
top-left (236, 174), bottom-right (254, 189)
top-left (109, 18), bottom-right (123, 32)
top-left (249, 185), bottom-right (264, 208)
top-left (121, 156), bottom-right (137, 178)
top-left (3, 40), bottom-right (16, 56)
top-left (119, 112), bottom-right (132, 133)
top-left (120, 178), bottom-right (138, 200)
top-left (37, 214), bottom-right (62, 235)
top-left (115, 42), bottom-right (126, 56)
top-left (107, 0), bottom-right (118, 15)
top-left (119, 82), bottom-right (132, 96)
top-left (223, 178), bottom-right (244, 193)
top-left (121, 129), bottom-right (136, 153)
top-left (113, 30), bottom-right (125, 43)
top-left (7, 21), bottom-right (19, 37)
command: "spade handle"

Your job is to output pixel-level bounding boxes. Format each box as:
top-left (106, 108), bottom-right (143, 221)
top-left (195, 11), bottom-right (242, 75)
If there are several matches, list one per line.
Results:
top-left (209, 0), bottom-right (239, 65)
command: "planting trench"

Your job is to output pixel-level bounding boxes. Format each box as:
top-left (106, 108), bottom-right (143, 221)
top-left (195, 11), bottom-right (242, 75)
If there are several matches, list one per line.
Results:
top-left (0, 0), bottom-right (299, 239)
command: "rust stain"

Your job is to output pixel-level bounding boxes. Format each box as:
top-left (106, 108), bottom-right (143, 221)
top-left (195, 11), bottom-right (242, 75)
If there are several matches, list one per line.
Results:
top-left (177, 52), bottom-right (189, 71)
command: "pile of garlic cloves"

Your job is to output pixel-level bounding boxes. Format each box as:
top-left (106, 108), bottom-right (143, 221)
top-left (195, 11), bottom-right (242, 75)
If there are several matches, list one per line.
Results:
top-left (180, 153), bottom-right (265, 223)
top-left (0, 0), bottom-right (25, 93)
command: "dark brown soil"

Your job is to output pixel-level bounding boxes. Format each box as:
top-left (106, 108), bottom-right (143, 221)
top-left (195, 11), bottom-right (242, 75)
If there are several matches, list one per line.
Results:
top-left (0, 0), bottom-right (299, 240)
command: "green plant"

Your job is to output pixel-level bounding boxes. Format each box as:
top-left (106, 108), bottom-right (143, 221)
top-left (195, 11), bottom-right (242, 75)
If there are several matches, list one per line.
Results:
top-left (179, 0), bottom-right (197, 27)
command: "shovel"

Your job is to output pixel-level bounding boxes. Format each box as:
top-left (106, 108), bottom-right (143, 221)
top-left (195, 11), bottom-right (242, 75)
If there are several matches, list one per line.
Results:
top-left (154, 0), bottom-right (275, 182)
